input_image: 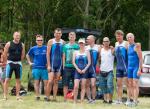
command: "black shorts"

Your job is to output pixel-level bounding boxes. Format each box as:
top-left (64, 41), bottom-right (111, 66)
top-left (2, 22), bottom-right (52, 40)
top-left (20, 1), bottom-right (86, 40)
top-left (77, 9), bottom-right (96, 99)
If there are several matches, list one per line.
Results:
top-left (6, 63), bottom-right (22, 79)
top-left (62, 67), bottom-right (75, 87)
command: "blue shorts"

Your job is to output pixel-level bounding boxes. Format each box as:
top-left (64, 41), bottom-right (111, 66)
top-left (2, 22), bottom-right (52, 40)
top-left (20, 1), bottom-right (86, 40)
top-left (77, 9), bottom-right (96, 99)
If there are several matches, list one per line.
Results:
top-left (32, 69), bottom-right (48, 80)
top-left (6, 63), bottom-right (22, 79)
top-left (99, 71), bottom-right (114, 94)
top-left (128, 67), bottom-right (139, 79)
top-left (87, 66), bottom-right (96, 78)
top-left (51, 65), bottom-right (62, 73)
top-left (74, 70), bottom-right (88, 79)
top-left (116, 69), bottom-right (127, 78)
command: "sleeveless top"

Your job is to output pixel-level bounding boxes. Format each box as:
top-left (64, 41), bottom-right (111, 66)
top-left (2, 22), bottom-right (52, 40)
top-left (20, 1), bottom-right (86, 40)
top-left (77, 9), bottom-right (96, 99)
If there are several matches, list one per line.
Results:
top-left (50, 38), bottom-right (63, 67)
top-left (75, 51), bottom-right (88, 70)
top-left (8, 41), bottom-right (22, 61)
top-left (100, 48), bottom-right (114, 72)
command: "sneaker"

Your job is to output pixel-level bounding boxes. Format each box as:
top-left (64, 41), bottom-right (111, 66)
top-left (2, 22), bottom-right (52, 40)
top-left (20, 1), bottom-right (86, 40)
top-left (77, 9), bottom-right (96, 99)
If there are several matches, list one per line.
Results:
top-left (1, 97), bottom-right (7, 101)
top-left (88, 99), bottom-right (93, 103)
top-left (35, 97), bottom-right (40, 101)
top-left (108, 100), bottom-right (112, 104)
top-left (103, 100), bottom-right (108, 104)
top-left (112, 100), bottom-right (123, 104)
top-left (44, 97), bottom-right (50, 102)
top-left (124, 99), bottom-right (131, 106)
top-left (131, 101), bottom-right (138, 107)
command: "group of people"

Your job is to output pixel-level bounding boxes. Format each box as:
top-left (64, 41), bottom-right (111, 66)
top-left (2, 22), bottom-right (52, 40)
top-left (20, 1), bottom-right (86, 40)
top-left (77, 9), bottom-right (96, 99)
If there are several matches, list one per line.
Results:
top-left (0, 28), bottom-right (142, 107)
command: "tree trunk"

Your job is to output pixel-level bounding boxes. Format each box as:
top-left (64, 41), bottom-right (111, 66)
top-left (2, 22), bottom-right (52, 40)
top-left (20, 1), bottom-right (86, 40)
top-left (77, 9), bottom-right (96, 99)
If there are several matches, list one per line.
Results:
top-left (148, 18), bottom-right (150, 50)
top-left (83, 0), bottom-right (89, 28)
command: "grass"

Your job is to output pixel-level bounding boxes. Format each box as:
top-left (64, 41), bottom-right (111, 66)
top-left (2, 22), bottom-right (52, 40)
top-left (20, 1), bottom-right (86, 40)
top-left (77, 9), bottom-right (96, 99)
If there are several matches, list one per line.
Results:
top-left (0, 94), bottom-right (150, 109)
top-left (0, 63), bottom-right (150, 109)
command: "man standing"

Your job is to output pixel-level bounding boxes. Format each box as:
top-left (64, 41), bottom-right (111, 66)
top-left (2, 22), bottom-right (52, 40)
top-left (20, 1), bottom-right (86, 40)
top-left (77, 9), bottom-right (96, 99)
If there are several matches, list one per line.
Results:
top-left (26, 35), bottom-right (48, 101)
top-left (46, 28), bottom-right (65, 101)
top-left (126, 33), bottom-right (142, 107)
top-left (62, 32), bottom-right (79, 101)
top-left (3, 31), bottom-right (25, 100)
top-left (114, 30), bottom-right (129, 104)
top-left (86, 35), bottom-right (100, 103)
top-left (99, 37), bottom-right (114, 104)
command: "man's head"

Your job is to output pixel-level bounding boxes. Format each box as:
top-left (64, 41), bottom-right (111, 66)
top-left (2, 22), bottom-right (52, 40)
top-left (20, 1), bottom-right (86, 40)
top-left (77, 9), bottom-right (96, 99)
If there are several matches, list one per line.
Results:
top-left (68, 32), bottom-right (76, 43)
top-left (36, 35), bottom-right (43, 46)
top-left (126, 33), bottom-right (135, 44)
top-left (103, 37), bottom-right (110, 47)
top-left (54, 28), bottom-right (62, 40)
top-left (13, 31), bottom-right (21, 42)
top-left (86, 35), bottom-right (95, 45)
top-left (115, 30), bottom-right (124, 43)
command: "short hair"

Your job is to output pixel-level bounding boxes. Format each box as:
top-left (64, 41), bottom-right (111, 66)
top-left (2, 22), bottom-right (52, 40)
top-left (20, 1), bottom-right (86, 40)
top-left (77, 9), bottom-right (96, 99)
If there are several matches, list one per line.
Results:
top-left (54, 28), bottom-right (62, 32)
top-left (126, 33), bottom-right (135, 39)
top-left (13, 31), bottom-right (21, 36)
top-left (36, 34), bottom-right (43, 38)
top-left (115, 30), bottom-right (124, 36)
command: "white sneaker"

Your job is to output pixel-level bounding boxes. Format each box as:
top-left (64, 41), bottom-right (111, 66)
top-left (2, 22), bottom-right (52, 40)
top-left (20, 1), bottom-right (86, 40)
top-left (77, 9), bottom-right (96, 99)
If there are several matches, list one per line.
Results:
top-left (112, 100), bottom-right (123, 104)
top-left (124, 100), bottom-right (131, 106)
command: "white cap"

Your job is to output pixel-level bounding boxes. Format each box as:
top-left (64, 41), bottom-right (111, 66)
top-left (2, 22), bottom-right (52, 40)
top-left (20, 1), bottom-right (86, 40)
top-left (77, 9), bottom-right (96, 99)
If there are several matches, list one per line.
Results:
top-left (78, 38), bottom-right (85, 43)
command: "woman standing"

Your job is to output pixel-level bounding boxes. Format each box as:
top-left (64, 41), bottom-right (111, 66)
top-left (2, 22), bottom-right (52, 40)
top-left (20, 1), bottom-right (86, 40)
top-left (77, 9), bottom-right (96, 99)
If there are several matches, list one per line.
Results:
top-left (72, 38), bottom-right (91, 103)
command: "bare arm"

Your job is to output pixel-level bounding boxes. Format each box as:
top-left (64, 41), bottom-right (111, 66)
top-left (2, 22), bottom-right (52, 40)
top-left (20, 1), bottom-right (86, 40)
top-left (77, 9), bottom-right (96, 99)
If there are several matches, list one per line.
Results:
top-left (47, 39), bottom-right (53, 71)
top-left (135, 43), bottom-right (143, 70)
top-left (21, 43), bottom-right (25, 60)
top-left (3, 42), bottom-right (10, 63)
top-left (26, 54), bottom-right (33, 66)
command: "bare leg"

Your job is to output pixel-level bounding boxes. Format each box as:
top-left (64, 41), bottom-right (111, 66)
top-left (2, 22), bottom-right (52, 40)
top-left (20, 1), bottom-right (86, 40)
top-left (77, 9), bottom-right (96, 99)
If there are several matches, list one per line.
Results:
top-left (117, 78), bottom-right (123, 101)
top-left (80, 79), bottom-right (86, 102)
top-left (3, 78), bottom-right (10, 99)
top-left (53, 72), bottom-right (61, 100)
top-left (86, 79), bottom-right (91, 100)
top-left (34, 80), bottom-right (40, 97)
top-left (46, 72), bottom-right (54, 99)
top-left (91, 78), bottom-right (96, 100)
top-left (73, 79), bottom-right (80, 103)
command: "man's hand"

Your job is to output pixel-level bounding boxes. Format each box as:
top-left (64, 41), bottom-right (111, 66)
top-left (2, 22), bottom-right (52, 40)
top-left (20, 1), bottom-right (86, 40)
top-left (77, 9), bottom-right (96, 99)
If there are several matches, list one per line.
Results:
top-left (47, 66), bottom-right (51, 72)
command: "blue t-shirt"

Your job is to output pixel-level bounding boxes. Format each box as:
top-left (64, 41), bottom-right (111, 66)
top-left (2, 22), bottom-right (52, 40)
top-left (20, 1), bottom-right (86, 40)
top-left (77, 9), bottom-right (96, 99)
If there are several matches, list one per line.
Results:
top-left (27, 45), bottom-right (47, 69)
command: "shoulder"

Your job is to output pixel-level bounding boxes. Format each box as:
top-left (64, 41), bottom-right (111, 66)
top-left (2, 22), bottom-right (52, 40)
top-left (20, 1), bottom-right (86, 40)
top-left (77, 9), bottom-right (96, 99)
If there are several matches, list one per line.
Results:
top-left (5, 41), bottom-right (11, 49)
top-left (47, 39), bottom-right (53, 46)
top-left (135, 43), bottom-right (141, 50)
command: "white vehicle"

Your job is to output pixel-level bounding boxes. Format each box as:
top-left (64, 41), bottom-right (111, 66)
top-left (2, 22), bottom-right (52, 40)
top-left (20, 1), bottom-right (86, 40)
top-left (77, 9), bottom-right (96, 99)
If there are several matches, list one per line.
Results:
top-left (139, 51), bottom-right (150, 94)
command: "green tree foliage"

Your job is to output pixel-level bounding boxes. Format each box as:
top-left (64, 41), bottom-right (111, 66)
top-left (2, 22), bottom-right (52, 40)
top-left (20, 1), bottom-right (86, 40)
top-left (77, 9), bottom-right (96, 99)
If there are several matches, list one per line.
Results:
top-left (0, 0), bottom-right (149, 50)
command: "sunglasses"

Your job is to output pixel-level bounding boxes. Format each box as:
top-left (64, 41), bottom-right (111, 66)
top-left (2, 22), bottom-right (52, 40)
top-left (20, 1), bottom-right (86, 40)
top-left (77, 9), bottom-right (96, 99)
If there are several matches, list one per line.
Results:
top-left (103, 41), bottom-right (109, 42)
top-left (36, 40), bottom-right (43, 41)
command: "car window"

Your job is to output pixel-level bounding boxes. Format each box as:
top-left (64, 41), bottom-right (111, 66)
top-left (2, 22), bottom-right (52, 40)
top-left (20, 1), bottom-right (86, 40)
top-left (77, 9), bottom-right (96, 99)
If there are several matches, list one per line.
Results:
top-left (144, 54), bottom-right (150, 65)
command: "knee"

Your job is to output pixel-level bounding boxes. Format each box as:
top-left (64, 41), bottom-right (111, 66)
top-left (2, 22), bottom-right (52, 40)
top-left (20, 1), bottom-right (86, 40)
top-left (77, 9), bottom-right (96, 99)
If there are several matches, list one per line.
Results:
top-left (117, 82), bottom-right (122, 88)
top-left (74, 85), bottom-right (79, 90)
top-left (91, 83), bottom-right (96, 89)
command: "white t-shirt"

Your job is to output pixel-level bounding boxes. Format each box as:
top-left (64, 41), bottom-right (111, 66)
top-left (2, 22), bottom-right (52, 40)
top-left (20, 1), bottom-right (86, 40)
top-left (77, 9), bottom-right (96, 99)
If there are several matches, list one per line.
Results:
top-left (100, 48), bottom-right (114, 72)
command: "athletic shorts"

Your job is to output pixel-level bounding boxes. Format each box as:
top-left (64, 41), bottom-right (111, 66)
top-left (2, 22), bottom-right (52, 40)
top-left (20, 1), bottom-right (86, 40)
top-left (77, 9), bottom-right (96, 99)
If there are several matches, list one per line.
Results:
top-left (62, 67), bottom-right (75, 87)
top-left (0, 67), bottom-right (6, 81)
top-left (6, 63), bottom-right (22, 79)
top-left (128, 67), bottom-right (139, 79)
top-left (51, 65), bottom-right (62, 73)
top-left (74, 70), bottom-right (88, 79)
top-left (87, 66), bottom-right (96, 78)
top-left (32, 69), bottom-right (48, 80)
top-left (116, 69), bottom-right (127, 78)
top-left (99, 71), bottom-right (114, 94)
